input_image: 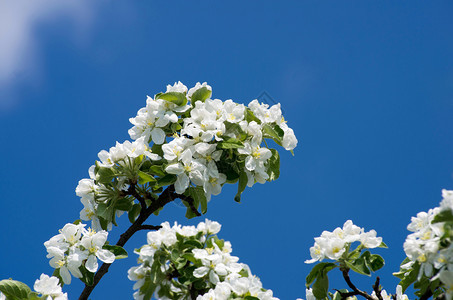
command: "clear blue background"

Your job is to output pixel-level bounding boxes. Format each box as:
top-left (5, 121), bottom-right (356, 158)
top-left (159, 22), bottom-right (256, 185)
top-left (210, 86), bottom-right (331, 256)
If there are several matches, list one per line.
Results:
top-left (1, 1), bottom-right (453, 299)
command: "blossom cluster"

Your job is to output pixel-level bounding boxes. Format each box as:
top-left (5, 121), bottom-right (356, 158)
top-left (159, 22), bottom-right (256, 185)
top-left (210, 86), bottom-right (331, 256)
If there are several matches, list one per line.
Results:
top-left (305, 220), bottom-right (383, 263)
top-left (397, 189), bottom-right (453, 297)
top-left (75, 136), bottom-right (161, 231)
top-left (128, 219), bottom-right (279, 300)
top-left (128, 81), bottom-right (297, 196)
top-left (44, 223), bottom-right (115, 285)
top-left (74, 82), bottom-right (297, 232)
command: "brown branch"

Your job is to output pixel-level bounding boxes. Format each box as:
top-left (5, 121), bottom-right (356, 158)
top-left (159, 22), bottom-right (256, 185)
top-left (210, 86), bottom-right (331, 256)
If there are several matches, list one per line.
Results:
top-left (78, 185), bottom-right (176, 300)
top-left (372, 277), bottom-right (383, 300)
top-left (127, 182), bottom-right (147, 209)
top-left (341, 268), bottom-right (375, 300)
top-left (138, 224), bottom-right (161, 231)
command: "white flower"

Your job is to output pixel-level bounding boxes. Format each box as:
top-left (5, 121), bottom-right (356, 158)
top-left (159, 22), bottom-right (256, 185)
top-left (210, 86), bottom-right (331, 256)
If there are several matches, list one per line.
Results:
top-left (238, 141), bottom-right (272, 172)
top-left (34, 274), bottom-right (66, 299)
top-left (360, 230), bottom-right (382, 248)
top-left (165, 149), bottom-right (206, 194)
top-left (166, 81), bottom-right (188, 94)
top-left (197, 219), bottom-right (222, 235)
top-left (80, 230), bottom-right (115, 273)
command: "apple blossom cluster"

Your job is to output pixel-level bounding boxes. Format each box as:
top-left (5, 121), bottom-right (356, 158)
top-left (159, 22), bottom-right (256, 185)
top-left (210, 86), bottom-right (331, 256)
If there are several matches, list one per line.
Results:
top-left (74, 82), bottom-right (297, 232)
top-left (394, 189), bottom-right (453, 298)
top-left (305, 220), bottom-right (384, 263)
top-left (44, 223), bottom-right (115, 285)
top-left (75, 136), bottom-right (161, 231)
top-left (128, 219), bottom-right (279, 300)
top-left (128, 81), bottom-right (297, 195)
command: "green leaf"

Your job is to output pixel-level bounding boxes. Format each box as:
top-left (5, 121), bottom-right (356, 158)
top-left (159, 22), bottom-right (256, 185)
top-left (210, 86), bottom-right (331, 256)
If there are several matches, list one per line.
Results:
top-left (217, 137), bottom-right (244, 149)
top-left (148, 165), bottom-right (166, 177)
top-left (151, 144), bottom-right (164, 157)
top-left (182, 253), bottom-right (198, 263)
top-left (0, 279), bottom-right (32, 300)
top-left (184, 186), bottom-right (208, 214)
top-left (114, 197), bottom-right (133, 211)
top-left (138, 171), bottom-right (157, 185)
top-left (27, 292), bottom-right (41, 300)
top-left (128, 203), bottom-right (141, 223)
top-left (103, 245), bottom-right (128, 259)
top-left (266, 149), bottom-right (280, 181)
top-left (79, 267), bottom-right (94, 286)
top-left (433, 209), bottom-right (453, 223)
top-left (157, 174), bottom-right (177, 187)
top-left (262, 123), bottom-right (284, 146)
top-left (312, 271), bottom-right (329, 299)
top-left (244, 297), bottom-right (260, 300)
top-left (191, 86), bottom-right (212, 103)
top-left (366, 254), bottom-right (385, 272)
top-left (378, 241), bottom-right (388, 248)
top-left (234, 171), bottom-right (248, 202)
top-left (156, 92), bottom-right (187, 106)
top-left (245, 108), bottom-right (261, 124)
top-left (224, 121), bottom-right (247, 140)
top-left (306, 262), bottom-right (337, 286)
top-left (96, 165), bottom-right (116, 185)
top-left (345, 257), bottom-right (370, 276)
top-left (396, 261), bottom-right (420, 292)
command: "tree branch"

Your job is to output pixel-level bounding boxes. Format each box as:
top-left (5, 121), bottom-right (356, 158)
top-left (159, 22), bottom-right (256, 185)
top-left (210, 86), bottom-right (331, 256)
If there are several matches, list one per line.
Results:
top-left (78, 185), bottom-right (176, 300)
top-left (341, 268), bottom-right (375, 300)
top-left (372, 277), bottom-right (383, 300)
top-left (138, 224), bottom-right (162, 231)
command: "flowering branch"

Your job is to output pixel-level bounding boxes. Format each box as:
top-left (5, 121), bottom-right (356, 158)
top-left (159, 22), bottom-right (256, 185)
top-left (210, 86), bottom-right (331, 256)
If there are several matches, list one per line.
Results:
top-left (79, 185), bottom-right (179, 300)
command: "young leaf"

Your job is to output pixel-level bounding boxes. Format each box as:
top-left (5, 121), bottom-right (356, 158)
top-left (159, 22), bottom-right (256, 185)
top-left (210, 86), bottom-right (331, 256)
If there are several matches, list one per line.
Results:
top-left (191, 86), bottom-right (212, 103)
top-left (306, 262), bottom-right (337, 286)
top-left (128, 203), bottom-right (141, 223)
top-left (366, 254), bottom-right (385, 272)
top-left (345, 257), bottom-right (371, 276)
top-left (0, 279), bottom-right (32, 300)
top-left (114, 197), bottom-right (133, 211)
top-left (262, 123), bottom-right (284, 146)
top-left (433, 209), bottom-right (453, 223)
top-left (138, 171), bottom-right (157, 185)
top-left (149, 165), bottom-right (166, 177)
top-left (312, 271), bottom-right (329, 299)
top-left (96, 166), bottom-right (116, 185)
top-left (217, 137), bottom-right (244, 149)
top-left (245, 108), bottom-right (261, 124)
top-left (156, 92), bottom-right (187, 106)
top-left (157, 174), bottom-right (177, 188)
top-left (184, 186), bottom-right (207, 214)
top-left (79, 267), bottom-right (95, 286)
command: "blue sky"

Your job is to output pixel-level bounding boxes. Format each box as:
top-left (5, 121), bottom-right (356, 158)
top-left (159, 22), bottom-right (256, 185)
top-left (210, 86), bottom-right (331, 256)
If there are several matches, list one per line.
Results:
top-left (1, 1), bottom-right (453, 299)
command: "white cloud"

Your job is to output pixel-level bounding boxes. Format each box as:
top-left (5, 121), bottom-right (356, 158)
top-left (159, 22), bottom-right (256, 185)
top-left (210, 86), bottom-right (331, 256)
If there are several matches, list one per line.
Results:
top-left (0, 0), bottom-right (100, 109)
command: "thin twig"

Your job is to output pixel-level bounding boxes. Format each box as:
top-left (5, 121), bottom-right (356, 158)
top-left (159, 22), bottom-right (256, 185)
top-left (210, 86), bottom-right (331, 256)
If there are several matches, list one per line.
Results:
top-left (372, 277), bottom-right (383, 300)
